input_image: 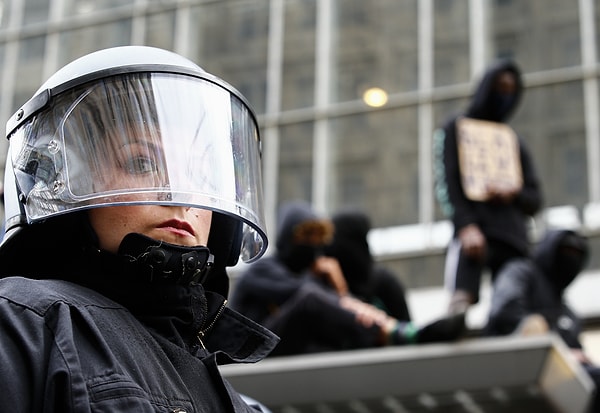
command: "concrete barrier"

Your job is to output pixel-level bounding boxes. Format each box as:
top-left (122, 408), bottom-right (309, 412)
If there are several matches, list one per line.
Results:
top-left (221, 334), bottom-right (595, 413)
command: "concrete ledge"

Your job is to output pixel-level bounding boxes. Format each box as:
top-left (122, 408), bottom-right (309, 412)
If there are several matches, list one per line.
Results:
top-left (222, 334), bottom-right (595, 413)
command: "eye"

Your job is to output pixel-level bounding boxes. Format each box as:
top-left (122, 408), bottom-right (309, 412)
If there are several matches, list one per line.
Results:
top-left (121, 155), bottom-right (158, 175)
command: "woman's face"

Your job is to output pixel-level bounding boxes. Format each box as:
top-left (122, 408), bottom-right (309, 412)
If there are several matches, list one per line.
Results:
top-left (85, 121), bottom-right (214, 254)
top-left (88, 205), bottom-right (212, 253)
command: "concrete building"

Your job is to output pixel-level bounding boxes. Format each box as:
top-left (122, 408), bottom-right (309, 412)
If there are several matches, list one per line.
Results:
top-left (1, 0), bottom-right (599, 285)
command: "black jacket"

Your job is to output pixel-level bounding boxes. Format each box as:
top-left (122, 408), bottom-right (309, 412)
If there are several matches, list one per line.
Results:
top-left (434, 59), bottom-right (543, 253)
top-left (0, 275), bottom-right (277, 412)
top-left (0, 215), bottom-right (278, 412)
top-left (485, 230), bottom-right (588, 349)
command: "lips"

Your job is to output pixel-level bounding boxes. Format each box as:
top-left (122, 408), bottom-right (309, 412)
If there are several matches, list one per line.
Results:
top-left (158, 219), bottom-right (196, 236)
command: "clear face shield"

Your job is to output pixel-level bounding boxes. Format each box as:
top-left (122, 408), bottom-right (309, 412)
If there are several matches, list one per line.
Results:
top-left (8, 72), bottom-right (267, 262)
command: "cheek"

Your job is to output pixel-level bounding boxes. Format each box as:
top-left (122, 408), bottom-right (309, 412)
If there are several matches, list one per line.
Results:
top-left (88, 208), bottom-right (140, 253)
top-left (191, 209), bottom-right (213, 245)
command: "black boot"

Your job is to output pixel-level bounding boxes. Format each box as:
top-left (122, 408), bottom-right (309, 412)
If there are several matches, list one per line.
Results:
top-left (415, 312), bottom-right (466, 344)
top-left (389, 313), bottom-right (466, 345)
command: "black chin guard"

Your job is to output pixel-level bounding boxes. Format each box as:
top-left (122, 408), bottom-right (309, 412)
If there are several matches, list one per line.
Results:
top-left (117, 233), bottom-right (214, 285)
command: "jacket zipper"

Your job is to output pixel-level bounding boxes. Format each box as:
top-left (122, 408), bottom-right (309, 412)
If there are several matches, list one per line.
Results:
top-left (196, 299), bottom-right (227, 349)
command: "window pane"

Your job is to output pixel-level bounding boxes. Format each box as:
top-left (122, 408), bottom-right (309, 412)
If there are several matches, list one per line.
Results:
top-left (491, 0), bottom-right (581, 69)
top-left (329, 107), bottom-right (419, 227)
top-left (332, 0), bottom-right (419, 103)
top-left (597, 4), bottom-right (600, 60)
top-left (13, 36), bottom-right (45, 110)
top-left (0, 1), bottom-right (11, 28)
top-left (57, 19), bottom-right (132, 65)
top-left (434, 0), bottom-right (470, 86)
top-left (281, 0), bottom-right (316, 111)
top-left (145, 10), bottom-right (175, 51)
top-left (24, 0), bottom-right (50, 25)
top-left (63, 0), bottom-right (134, 16)
top-left (278, 122), bottom-right (314, 203)
top-left (189, 0), bottom-right (269, 114)
top-left (514, 81), bottom-right (587, 209)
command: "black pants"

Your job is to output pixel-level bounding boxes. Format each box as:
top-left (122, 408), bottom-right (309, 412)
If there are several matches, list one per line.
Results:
top-left (263, 283), bottom-right (382, 356)
top-left (445, 237), bottom-right (525, 303)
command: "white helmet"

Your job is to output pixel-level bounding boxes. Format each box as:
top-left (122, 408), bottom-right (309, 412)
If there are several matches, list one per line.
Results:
top-left (1, 46), bottom-right (267, 266)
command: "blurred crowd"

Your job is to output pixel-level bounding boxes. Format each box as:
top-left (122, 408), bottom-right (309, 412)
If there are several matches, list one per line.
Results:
top-left (226, 59), bottom-right (600, 412)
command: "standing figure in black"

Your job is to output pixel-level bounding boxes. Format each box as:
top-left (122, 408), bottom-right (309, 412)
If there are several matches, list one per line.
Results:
top-left (435, 59), bottom-right (543, 314)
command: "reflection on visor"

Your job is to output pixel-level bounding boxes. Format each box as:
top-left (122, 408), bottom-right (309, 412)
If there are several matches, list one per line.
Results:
top-left (10, 72), bottom-right (267, 262)
top-left (59, 74), bottom-right (235, 201)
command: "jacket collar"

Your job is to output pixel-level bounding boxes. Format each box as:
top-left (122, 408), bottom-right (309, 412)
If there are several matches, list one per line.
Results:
top-left (70, 243), bottom-right (279, 363)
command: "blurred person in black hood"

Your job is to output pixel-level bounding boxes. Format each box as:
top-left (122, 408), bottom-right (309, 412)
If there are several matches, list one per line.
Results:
top-left (484, 229), bottom-right (600, 412)
top-left (434, 59), bottom-right (543, 315)
top-left (325, 208), bottom-right (411, 322)
top-left (486, 230), bottom-right (588, 344)
top-left (230, 201), bottom-right (464, 356)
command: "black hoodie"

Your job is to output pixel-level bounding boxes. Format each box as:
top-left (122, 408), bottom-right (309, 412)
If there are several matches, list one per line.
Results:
top-left (230, 201), bottom-right (329, 324)
top-left (434, 59), bottom-right (543, 253)
top-left (325, 209), bottom-right (411, 321)
top-left (326, 210), bottom-right (373, 298)
top-left (485, 230), bottom-right (589, 348)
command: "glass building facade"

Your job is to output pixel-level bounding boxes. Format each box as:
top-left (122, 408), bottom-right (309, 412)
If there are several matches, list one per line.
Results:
top-left (1, 0), bottom-right (599, 289)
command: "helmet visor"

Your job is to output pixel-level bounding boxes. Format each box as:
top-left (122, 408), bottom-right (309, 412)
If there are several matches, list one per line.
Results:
top-left (10, 73), bottom-right (266, 261)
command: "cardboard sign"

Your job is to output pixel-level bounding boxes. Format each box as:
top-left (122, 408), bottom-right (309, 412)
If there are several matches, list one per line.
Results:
top-left (456, 117), bottom-right (523, 201)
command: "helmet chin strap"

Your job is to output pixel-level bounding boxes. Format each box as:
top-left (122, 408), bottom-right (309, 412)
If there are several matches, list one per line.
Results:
top-left (117, 233), bottom-right (214, 285)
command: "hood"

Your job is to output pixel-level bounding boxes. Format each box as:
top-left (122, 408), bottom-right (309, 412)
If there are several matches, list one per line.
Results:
top-left (325, 209), bottom-right (373, 297)
top-left (533, 229), bottom-right (589, 294)
top-left (275, 201), bottom-right (333, 273)
top-left (466, 59), bottom-right (524, 123)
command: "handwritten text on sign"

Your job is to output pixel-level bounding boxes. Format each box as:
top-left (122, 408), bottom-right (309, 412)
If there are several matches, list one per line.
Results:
top-left (457, 117), bottom-right (523, 201)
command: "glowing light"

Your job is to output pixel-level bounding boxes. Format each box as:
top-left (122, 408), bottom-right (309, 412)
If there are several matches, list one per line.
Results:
top-left (363, 87), bottom-right (388, 107)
